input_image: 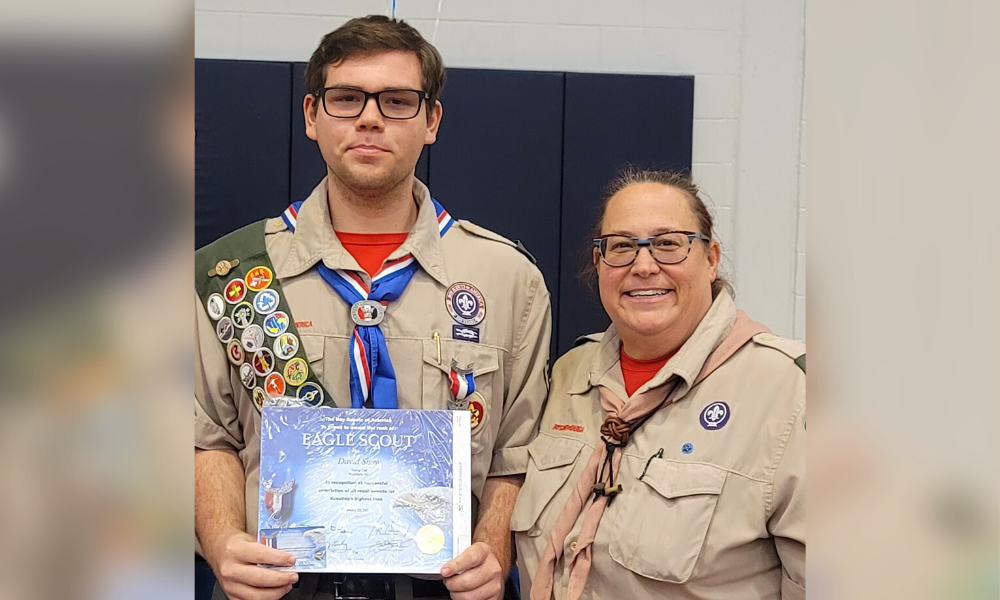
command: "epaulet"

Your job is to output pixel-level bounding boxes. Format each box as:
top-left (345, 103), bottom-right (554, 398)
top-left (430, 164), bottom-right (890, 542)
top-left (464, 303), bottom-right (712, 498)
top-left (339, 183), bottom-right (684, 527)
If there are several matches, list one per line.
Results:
top-left (752, 333), bottom-right (806, 373)
top-left (264, 216), bottom-right (288, 234)
top-left (573, 332), bottom-right (604, 348)
top-left (456, 219), bottom-right (537, 265)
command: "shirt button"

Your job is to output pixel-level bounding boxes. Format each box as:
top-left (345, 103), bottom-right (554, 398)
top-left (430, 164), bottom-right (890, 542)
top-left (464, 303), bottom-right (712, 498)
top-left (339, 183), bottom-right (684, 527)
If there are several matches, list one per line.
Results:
top-left (570, 541), bottom-right (577, 552)
top-left (759, 333), bottom-right (774, 341)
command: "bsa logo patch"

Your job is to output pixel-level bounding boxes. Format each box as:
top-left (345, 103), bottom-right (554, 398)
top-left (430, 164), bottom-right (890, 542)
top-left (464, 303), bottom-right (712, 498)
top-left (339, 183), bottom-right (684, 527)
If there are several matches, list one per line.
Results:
top-left (446, 282), bottom-right (486, 326)
top-left (283, 357), bottom-right (309, 386)
top-left (245, 266), bottom-right (273, 291)
top-left (224, 278), bottom-right (247, 304)
top-left (264, 312), bottom-right (290, 337)
top-left (700, 401), bottom-right (731, 430)
top-left (265, 372), bottom-right (285, 397)
top-left (253, 289), bottom-right (279, 315)
top-left (296, 382), bottom-right (324, 406)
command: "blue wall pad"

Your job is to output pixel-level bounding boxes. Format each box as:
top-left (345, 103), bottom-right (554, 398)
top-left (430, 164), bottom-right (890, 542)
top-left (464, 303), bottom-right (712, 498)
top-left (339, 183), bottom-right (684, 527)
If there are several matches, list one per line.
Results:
top-left (557, 72), bottom-right (693, 354)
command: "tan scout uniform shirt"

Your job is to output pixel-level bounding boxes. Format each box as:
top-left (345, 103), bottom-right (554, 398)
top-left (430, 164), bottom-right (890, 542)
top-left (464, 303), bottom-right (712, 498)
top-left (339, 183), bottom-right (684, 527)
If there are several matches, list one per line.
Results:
top-left (512, 293), bottom-right (805, 600)
top-left (195, 178), bottom-right (552, 535)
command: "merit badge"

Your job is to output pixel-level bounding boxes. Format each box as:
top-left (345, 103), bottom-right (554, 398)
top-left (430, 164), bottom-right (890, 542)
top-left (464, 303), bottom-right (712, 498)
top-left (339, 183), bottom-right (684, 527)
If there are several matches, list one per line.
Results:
top-left (452, 325), bottom-right (480, 343)
top-left (263, 311), bottom-right (290, 337)
top-left (350, 299), bottom-right (385, 326)
top-left (700, 401), bottom-right (731, 430)
top-left (253, 289), bottom-right (279, 315)
top-left (296, 382), bottom-right (324, 407)
top-left (283, 357), bottom-right (309, 386)
top-left (206, 293), bottom-right (226, 320)
top-left (252, 348), bottom-right (276, 377)
top-left (468, 395), bottom-right (486, 432)
top-left (253, 387), bottom-right (267, 411)
top-left (445, 282), bottom-right (486, 326)
top-left (226, 339), bottom-right (245, 365)
top-left (209, 259), bottom-right (239, 278)
top-left (241, 324), bottom-right (265, 353)
top-left (273, 333), bottom-right (299, 360)
top-left (224, 278), bottom-right (247, 304)
top-left (231, 302), bottom-right (255, 329)
top-left (216, 317), bottom-right (235, 343)
top-left (245, 266), bottom-right (273, 291)
top-left (239, 362), bottom-right (256, 390)
top-left (265, 372), bottom-right (286, 397)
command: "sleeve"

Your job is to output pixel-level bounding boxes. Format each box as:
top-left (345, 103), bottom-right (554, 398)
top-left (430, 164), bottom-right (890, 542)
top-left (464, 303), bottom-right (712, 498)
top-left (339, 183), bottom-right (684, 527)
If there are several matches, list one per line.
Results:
top-left (194, 290), bottom-right (245, 452)
top-left (767, 400), bottom-right (806, 600)
top-left (488, 272), bottom-right (552, 476)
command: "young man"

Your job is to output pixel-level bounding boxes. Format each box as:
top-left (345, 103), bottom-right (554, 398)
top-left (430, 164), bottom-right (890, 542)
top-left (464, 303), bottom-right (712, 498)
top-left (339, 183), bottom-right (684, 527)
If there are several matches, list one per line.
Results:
top-left (194, 16), bottom-right (551, 600)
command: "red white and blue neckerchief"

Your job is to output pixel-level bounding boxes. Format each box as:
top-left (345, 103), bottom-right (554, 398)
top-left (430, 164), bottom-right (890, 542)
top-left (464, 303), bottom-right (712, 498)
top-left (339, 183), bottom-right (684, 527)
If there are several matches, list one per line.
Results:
top-left (281, 197), bottom-right (455, 409)
top-left (448, 360), bottom-right (476, 401)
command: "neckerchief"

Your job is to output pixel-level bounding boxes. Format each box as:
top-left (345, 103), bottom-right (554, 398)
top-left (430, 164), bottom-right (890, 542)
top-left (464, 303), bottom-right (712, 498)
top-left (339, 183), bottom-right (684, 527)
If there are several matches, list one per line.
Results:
top-left (281, 197), bottom-right (455, 408)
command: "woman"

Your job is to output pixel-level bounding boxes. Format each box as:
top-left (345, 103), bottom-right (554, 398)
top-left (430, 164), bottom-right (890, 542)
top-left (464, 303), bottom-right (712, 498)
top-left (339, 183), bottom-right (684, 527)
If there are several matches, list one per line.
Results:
top-left (512, 169), bottom-right (805, 600)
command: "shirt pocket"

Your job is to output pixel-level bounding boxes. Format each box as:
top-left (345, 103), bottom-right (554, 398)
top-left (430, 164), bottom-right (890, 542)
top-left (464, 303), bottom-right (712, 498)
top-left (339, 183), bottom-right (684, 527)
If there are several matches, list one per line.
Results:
top-left (510, 436), bottom-right (587, 537)
top-left (299, 333), bottom-right (325, 383)
top-left (608, 459), bottom-right (728, 584)
top-left (421, 339), bottom-right (501, 455)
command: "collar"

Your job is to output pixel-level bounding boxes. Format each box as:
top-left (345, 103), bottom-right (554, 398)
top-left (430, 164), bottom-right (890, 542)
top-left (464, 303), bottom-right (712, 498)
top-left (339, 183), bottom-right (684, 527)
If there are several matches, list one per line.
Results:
top-left (274, 177), bottom-right (450, 287)
top-left (568, 292), bottom-right (739, 398)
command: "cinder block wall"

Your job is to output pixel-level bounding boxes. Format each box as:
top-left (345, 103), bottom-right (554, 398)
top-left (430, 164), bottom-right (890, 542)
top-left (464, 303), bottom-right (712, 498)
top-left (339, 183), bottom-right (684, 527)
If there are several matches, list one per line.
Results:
top-left (195, 0), bottom-right (806, 341)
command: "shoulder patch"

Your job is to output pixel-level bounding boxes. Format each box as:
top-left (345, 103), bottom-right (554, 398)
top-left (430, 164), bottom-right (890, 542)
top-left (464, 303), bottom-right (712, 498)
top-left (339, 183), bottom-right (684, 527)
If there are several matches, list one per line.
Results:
top-left (752, 333), bottom-right (806, 372)
top-left (573, 332), bottom-right (604, 347)
top-left (264, 216), bottom-right (288, 234)
top-left (455, 219), bottom-right (536, 263)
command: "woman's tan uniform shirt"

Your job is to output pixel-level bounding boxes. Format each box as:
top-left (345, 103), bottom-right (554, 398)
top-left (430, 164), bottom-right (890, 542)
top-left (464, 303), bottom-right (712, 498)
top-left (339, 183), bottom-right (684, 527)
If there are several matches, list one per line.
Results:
top-left (195, 178), bottom-right (552, 535)
top-left (513, 294), bottom-right (805, 600)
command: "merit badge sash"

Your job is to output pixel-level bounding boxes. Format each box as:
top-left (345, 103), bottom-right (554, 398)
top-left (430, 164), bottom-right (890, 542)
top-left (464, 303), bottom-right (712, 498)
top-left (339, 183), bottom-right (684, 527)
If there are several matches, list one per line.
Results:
top-left (195, 220), bottom-right (329, 410)
top-left (281, 198), bottom-right (455, 409)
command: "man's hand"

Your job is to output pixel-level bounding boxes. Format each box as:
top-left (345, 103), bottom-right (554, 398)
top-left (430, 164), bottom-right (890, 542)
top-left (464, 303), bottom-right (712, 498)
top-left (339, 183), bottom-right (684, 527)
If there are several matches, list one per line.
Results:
top-left (207, 530), bottom-right (299, 600)
top-left (441, 541), bottom-right (504, 600)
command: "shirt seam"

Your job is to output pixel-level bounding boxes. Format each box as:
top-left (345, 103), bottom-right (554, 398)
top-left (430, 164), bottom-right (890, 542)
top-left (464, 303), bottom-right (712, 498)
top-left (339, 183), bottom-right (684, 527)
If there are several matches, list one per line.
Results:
top-left (764, 395), bottom-right (806, 514)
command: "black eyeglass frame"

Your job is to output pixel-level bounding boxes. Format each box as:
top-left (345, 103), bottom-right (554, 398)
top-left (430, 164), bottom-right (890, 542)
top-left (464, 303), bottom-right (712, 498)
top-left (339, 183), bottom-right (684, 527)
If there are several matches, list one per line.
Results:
top-left (317, 86), bottom-right (430, 120)
top-left (592, 231), bottom-right (712, 267)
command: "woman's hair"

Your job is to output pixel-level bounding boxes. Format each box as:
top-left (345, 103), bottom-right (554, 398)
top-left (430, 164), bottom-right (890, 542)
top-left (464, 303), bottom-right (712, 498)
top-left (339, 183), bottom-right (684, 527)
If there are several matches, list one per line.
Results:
top-left (580, 167), bottom-right (734, 299)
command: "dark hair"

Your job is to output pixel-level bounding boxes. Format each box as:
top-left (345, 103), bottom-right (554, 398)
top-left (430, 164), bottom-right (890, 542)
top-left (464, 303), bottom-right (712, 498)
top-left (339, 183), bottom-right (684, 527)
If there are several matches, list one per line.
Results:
top-left (304, 15), bottom-right (446, 114)
top-left (580, 167), bottom-right (734, 299)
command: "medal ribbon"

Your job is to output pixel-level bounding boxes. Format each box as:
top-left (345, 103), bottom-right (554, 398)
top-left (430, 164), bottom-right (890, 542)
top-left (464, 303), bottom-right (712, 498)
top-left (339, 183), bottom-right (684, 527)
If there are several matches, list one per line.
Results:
top-left (448, 363), bottom-right (476, 401)
top-left (281, 199), bottom-right (455, 408)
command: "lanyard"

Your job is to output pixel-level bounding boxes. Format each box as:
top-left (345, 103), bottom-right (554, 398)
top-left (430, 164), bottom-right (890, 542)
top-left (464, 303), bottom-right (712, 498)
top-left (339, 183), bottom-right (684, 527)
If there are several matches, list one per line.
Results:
top-left (281, 197), bottom-right (454, 408)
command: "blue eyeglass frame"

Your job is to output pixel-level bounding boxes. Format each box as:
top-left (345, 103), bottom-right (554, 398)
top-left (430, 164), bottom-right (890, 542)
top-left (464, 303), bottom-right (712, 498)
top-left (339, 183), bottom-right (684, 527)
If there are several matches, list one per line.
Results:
top-left (592, 231), bottom-right (712, 266)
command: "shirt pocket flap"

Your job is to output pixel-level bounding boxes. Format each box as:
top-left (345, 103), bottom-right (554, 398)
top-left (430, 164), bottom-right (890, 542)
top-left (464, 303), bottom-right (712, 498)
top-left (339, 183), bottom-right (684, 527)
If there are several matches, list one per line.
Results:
top-left (422, 339), bottom-right (500, 377)
top-left (641, 461), bottom-right (727, 499)
top-left (300, 334), bottom-right (325, 362)
top-left (511, 436), bottom-right (587, 535)
top-left (527, 436), bottom-right (587, 471)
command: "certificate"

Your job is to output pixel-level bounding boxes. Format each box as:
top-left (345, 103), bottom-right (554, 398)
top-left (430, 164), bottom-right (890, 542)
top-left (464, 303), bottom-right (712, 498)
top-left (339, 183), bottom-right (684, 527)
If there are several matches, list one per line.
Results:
top-left (257, 406), bottom-right (472, 574)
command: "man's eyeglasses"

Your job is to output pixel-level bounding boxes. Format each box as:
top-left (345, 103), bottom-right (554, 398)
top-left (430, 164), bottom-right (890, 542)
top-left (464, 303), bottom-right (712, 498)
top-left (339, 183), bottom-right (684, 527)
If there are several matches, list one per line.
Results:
top-left (318, 87), bottom-right (429, 120)
top-left (593, 232), bottom-right (711, 267)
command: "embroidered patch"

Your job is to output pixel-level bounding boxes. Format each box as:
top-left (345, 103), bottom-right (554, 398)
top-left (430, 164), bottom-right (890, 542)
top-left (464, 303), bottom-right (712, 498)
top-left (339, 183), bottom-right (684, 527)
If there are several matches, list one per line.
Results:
top-left (445, 282), bottom-right (486, 326)
top-left (699, 401), bottom-right (731, 430)
top-left (452, 325), bottom-right (480, 343)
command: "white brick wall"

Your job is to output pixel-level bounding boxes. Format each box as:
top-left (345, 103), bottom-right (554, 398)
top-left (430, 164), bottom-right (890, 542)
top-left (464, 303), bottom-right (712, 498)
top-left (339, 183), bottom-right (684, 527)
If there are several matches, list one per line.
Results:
top-left (195, 0), bottom-right (806, 340)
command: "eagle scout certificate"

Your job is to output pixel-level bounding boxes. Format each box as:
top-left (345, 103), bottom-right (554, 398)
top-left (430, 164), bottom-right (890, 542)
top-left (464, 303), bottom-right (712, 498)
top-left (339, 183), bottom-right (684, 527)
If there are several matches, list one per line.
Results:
top-left (257, 407), bottom-right (472, 573)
